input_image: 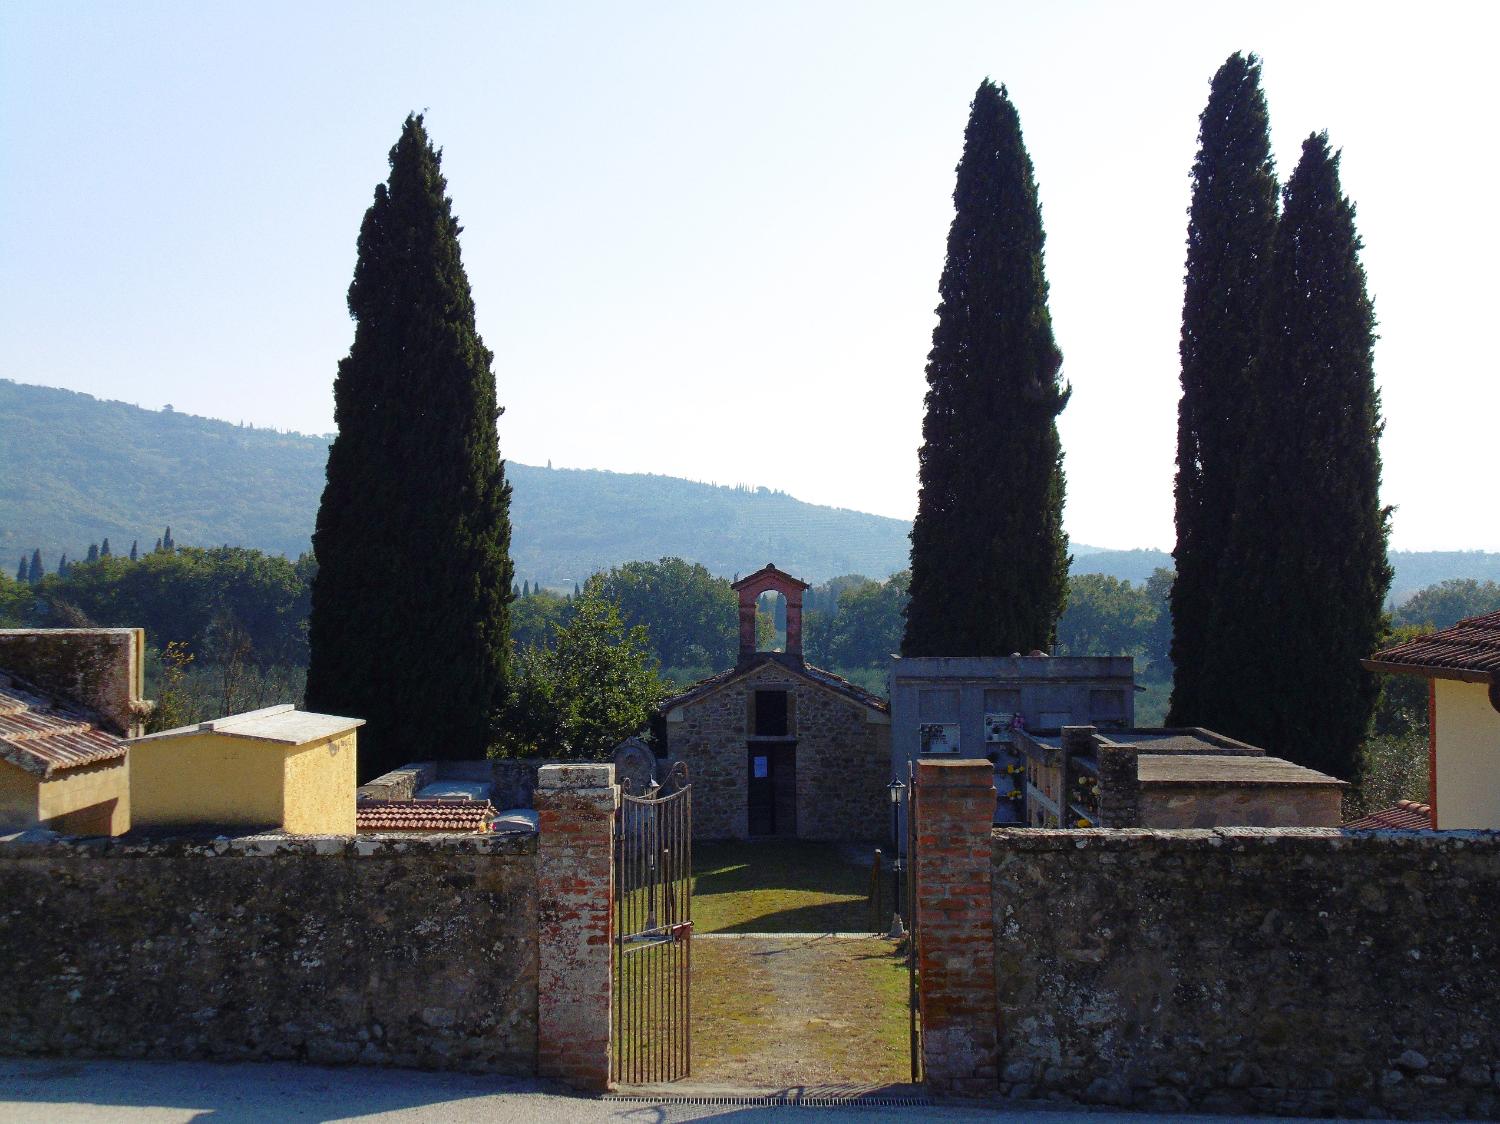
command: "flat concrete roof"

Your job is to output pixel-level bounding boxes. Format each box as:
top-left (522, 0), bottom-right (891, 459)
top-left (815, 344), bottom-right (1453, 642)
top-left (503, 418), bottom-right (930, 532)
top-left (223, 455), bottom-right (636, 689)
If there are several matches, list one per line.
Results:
top-left (1138, 753), bottom-right (1345, 788)
top-left (132, 704), bottom-right (364, 746)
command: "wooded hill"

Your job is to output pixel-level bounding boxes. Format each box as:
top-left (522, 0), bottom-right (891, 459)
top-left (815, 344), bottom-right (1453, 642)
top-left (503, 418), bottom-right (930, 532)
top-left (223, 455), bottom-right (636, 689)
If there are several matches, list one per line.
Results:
top-left (3, 379), bottom-right (1495, 599)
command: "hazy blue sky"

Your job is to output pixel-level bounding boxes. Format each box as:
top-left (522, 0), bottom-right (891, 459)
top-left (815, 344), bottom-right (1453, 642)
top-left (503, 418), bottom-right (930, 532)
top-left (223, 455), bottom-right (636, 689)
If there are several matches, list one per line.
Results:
top-left (3, 2), bottom-right (1495, 551)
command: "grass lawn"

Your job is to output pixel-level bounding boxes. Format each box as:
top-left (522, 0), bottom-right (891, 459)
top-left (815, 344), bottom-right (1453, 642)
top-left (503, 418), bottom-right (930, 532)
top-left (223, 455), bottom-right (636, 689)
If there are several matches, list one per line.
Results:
top-left (691, 839), bottom-right (904, 934)
top-left (691, 935), bottom-right (912, 1087)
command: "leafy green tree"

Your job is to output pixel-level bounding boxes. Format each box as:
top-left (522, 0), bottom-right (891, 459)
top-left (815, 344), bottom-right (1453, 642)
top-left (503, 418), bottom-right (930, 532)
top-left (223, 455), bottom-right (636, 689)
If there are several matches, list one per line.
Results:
top-left (591, 557), bottom-right (738, 669)
top-left (306, 114), bottom-right (514, 780)
top-left (904, 80), bottom-right (1070, 657)
top-left (1142, 567), bottom-right (1175, 680)
top-left (511, 589), bottom-right (571, 651)
top-left (494, 588), bottom-right (665, 760)
top-left (1168, 53), bottom-right (1279, 727)
top-left (1394, 579), bottom-right (1500, 631)
top-left (0, 570), bottom-right (34, 625)
top-left (1204, 133), bottom-right (1390, 780)
top-left (824, 572), bottom-right (910, 668)
top-left (1056, 574), bottom-right (1154, 658)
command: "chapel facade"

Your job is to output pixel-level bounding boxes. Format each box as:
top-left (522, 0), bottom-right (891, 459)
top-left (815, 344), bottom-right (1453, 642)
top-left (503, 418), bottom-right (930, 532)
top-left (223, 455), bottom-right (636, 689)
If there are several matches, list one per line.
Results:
top-left (656, 564), bottom-right (890, 841)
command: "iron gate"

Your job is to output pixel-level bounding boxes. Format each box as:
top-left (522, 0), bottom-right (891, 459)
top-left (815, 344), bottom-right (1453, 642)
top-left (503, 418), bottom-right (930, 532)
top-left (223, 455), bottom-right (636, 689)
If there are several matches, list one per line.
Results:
top-left (612, 762), bottom-right (693, 1084)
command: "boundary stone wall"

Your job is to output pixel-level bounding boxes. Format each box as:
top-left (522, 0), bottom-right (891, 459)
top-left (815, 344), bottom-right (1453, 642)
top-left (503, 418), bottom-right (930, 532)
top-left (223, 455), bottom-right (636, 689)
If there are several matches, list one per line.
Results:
top-left (991, 827), bottom-right (1500, 1119)
top-left (0, 832), bottom-right (539, 1073)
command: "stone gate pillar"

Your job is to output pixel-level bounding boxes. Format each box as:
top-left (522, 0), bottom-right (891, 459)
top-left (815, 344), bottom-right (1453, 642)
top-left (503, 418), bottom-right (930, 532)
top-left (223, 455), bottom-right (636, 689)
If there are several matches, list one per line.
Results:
top-left (914, 758), bottom-right (998, 1096)
top-left (535, 763), bottom-right (616, 1090)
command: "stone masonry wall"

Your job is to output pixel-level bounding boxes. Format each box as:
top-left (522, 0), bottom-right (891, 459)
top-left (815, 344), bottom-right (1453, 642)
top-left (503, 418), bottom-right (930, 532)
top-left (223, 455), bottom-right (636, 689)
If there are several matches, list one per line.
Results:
top-left (1139, 783), bottom-right (1343, 828)
top-left (0, 628), bottom-right (145, 736)
top-left (0, 832), bottom-right (539, 1073)
top-left (668, 661), bottom-right (889, 841)
top-left (991, 828), bottom-right (1500, 1119)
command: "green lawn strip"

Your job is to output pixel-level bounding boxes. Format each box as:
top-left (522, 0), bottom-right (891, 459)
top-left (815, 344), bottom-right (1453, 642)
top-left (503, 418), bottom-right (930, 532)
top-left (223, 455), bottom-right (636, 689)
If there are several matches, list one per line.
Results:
top-left (691, 840), bottom-right (885, 934)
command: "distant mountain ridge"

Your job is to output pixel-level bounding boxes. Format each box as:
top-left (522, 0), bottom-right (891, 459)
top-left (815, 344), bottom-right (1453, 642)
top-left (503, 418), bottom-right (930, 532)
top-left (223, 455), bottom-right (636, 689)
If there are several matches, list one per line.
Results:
top-left (2, 379), bottom-right (1496, 599)
top-left (0, 380), bottom-right (914, 583)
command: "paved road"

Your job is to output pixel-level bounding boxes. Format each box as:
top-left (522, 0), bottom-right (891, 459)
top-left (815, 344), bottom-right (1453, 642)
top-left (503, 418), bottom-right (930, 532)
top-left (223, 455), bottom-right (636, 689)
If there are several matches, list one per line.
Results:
top-left (0, 1057), bottom-right (1395, 1123)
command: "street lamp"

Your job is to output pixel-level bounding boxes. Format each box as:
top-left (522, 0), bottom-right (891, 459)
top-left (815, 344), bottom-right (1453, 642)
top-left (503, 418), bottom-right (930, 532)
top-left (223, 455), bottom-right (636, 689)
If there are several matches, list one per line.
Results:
top-left (887, 778), bottom-right (907, 938)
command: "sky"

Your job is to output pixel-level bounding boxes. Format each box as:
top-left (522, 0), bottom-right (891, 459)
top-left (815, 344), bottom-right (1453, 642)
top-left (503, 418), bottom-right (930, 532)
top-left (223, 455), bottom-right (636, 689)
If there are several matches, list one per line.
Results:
top-left (2, 1), bottom-right (1496, 552)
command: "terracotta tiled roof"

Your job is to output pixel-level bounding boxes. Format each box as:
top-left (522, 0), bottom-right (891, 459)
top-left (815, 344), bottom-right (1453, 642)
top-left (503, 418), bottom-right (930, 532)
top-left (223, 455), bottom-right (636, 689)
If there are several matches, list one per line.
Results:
top-left (1344, 800), bottom-right (1432, 831)
top-left (356, 800), bottom-right (496, 833)
top-left (1365, 612), bottom-right (1500, 682)
top-left (659, 653), bottom-right (889, 715)
top-left (0, 672), bottom-right (126, 779)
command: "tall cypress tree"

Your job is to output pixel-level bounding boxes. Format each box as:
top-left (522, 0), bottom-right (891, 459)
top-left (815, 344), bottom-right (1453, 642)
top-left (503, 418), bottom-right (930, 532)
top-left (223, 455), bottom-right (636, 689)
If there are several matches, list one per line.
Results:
top-left (1167, 53), bottom-right (1279, 727)
top-left (903, 80), bottom-right (1070, 656)
top-left (305, 114), bottom-right (513, 779)
top-left (100, 538), bottom-right (111, 558)
top-left (15, 557), bottom-right (25, 582)
top-left (129, 540), bottom-right (138, 562)
top-left (27, 549), bottom-right (43, 584)
top-left (1202, 133), bottom-right (1389, 779)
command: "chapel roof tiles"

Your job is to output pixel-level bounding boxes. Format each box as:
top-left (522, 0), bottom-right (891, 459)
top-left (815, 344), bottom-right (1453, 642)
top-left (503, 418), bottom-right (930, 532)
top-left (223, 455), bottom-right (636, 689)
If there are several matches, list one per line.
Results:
top-left (1364, 612), bottom-right (1500, 682)
top-left (0, 671), bottom-right (128, 779)
top-left (659, 652), bottom-right (889, 714)
top-left (1343, 800), bottom-right (1433, 831)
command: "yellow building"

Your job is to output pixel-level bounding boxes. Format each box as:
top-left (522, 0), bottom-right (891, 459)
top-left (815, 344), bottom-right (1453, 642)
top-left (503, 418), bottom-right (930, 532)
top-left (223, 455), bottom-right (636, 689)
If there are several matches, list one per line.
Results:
top-left (0, 670), bottom-right (131, 835)
top-left (1365, 612), bottom-right (1500, 829)
top-left (130, 704), bottom-right (363, 834)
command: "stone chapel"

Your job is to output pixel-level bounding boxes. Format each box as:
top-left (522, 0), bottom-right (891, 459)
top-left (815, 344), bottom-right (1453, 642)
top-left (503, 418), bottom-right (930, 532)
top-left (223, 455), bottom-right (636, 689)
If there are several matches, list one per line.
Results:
top-left (655, 564), bottom-right (890, 841)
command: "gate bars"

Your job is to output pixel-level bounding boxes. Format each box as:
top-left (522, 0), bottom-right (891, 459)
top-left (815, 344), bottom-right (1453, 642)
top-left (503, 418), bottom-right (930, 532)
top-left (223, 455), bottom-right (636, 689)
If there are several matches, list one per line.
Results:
top-left (612, 763), bottom-right (693, 1085)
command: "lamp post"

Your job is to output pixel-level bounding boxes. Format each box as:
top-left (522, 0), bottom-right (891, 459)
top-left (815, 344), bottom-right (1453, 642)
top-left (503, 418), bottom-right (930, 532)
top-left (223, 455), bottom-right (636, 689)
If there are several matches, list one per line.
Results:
top-left (887, 778), bottom-right (907, 938)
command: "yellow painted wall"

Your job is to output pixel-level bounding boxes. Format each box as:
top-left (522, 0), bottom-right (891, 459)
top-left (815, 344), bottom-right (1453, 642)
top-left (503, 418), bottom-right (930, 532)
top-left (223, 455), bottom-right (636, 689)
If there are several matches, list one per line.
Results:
top-left (280, 732), bottom-right (356, 834)
top-left (1435, 679), bottom-right (1500, 829)
top-left (37, 759), bottom-right (129, 835)
top-left (130, 733), bottom-right (285, 828)
top-left (0, 761), bottom-right (38, 830)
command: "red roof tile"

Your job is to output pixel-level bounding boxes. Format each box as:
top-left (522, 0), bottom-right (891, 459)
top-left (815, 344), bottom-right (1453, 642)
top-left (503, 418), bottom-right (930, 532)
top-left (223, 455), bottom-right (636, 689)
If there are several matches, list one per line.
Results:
top-left (1365, 612), bottom-right (1500, 681)
top-left (1344, 800), bottom-right (1432, 831)
top-left (0, 673), bottom-right (127, 779)
top-left (356, 800), bottom-right (497, 833)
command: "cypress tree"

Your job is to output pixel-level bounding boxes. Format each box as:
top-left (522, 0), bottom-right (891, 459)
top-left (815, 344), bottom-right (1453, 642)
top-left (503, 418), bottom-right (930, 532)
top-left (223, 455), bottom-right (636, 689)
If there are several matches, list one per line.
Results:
top-left (162, 527), bottom-right (174, 552)
top-left (58, 553), bottom-right (68, 577)
top-left (1168, 53), bottom-right (1280, 727)
top-left (100, 538), bottom-right (111, 558)
top-left (27, 549), bottom-right (43, 584)
top-left (86, 543), bottom-right (99, 563)
top-left (903, 80), bottom-right (1070, 657)
top-left (16, 557), bottom-right (25, 582)
top-left (1202, 133), bottom-right (1389, 779)
top-left (305, 114), bottom-right (513, 780)
top-left (129, 540), bottom-right (138, 562)
top-left (154, 538), bottom-right (163, 553)
top-left (522, 580), bottom-right (531, 599)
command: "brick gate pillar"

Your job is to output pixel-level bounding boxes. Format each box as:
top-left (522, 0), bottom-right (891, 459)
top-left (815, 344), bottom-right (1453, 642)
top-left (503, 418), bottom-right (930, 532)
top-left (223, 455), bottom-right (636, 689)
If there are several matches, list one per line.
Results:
top-left (535, 763), bottom-right (616, 1090)
top-left (914, 758), bottom-right (997, 1096)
